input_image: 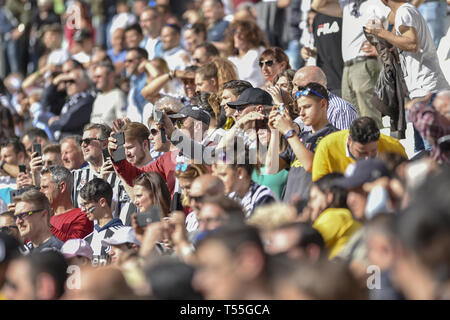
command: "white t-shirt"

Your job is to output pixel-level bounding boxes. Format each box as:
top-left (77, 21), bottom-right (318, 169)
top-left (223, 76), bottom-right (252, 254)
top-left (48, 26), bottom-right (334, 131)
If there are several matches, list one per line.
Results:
top-left (394, 3), bottom-right (450, 98)
top-left (162, 46), bottom-right (190, 71)
top-left (228, 46), bottom-right (266, 88)
top-left (90, 88), bottom-right (127, 126)
top-left (339, 0), bottom-right (390, 62)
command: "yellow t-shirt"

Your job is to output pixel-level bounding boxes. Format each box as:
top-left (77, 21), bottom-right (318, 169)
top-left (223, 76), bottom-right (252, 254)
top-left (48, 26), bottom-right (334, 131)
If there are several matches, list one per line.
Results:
top-left (313, 207), bottom-right (362, 259)
top-left (312, 130), bottom-right (407, 181)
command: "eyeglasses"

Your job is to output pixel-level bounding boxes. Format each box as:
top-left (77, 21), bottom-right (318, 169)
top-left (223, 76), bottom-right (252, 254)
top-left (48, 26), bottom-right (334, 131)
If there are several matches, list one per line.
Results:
top-left (0, 225), bottom-right (18, 233)
top-left (176, 163), bottom-right (188, 172)
top-left (125, 58), bottom-right (139, 64)
top-left (351, 0), bottom-right (362, 17)
top-left (190, 195), bottom-right (204, 203)
top-left (64, 79), bottom-right (76, 85)
top-left (197, 217), bottom-right (224, 225)
top-left (14, 209), bottom-right (44, 221)
top-left (79, 138), bottom-right (105, 146)
top-left (259, 60), bottom-right (275, 68)
top-left (294, 87), bottom-right (326, 100)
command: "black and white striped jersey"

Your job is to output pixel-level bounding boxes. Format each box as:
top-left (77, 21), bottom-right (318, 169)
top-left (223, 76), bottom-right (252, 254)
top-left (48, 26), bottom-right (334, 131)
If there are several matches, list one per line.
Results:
top-left (229, 182), bottom-right (277, 218)
top-left (72, 165), bottom-right (130, 218)
top-left (118, 202), bottom-right (137, 226)
top-left (83, 218), bottom-right (125, 267)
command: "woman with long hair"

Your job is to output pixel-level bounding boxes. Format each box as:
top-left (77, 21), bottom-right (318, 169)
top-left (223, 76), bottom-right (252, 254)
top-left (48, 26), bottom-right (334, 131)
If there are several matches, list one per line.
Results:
top-left (225, 20), bottom-right (269, 88)
top-left (258, 47), bottom-right (291, 87)
top-left (132, 171), bottom-right (172, 218)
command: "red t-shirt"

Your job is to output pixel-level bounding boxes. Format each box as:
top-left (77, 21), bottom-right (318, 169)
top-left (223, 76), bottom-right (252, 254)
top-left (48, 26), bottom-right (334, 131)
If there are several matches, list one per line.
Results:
top-left (50, 208), bottom-right (94, 242)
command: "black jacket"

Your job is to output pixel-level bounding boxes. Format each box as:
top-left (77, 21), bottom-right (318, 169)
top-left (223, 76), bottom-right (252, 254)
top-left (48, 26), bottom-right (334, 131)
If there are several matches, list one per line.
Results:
top-left (364, 29), bottom-right (408, 139)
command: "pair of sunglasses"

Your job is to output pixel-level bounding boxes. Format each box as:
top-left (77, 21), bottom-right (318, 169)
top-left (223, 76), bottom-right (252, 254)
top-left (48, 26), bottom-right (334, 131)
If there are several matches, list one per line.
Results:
top-left (175, 163), bottom-right (188, 172)
top-left (64, 79), bottom-right (76, 85)
top-left (259, 60), bottom-right (275, 68)
top-left (294, 87), bottom-right (326, 100)
top-left (79, 138), bottom-right (106, 146)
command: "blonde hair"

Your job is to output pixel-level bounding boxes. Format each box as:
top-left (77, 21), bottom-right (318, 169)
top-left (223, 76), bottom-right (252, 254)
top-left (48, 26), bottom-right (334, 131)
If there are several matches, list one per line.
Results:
top-left (248, 203), bottom-right (298, 230)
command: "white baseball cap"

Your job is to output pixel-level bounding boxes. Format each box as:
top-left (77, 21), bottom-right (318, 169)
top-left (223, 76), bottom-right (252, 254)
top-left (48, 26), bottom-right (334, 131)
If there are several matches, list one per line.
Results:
top-left (101, 227), bottom-right (141, 247)
top-left (61, 239), bottom-right (94, 260)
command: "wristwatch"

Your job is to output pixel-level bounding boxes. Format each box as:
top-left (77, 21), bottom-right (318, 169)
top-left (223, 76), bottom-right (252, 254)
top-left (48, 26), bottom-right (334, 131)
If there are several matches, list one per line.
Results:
top-left (284, 129), bottom-right (296, 140)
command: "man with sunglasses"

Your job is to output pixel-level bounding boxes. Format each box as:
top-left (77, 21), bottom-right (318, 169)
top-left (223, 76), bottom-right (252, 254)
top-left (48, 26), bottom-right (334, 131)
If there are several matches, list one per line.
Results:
top-left (0, 211), bottom-right (21, 243)
top-left (13, 189), bottom-right (63, 254)
top-left (267, 82), bottom-right (338, 203)
top-left (192, 42), bottom-right (220, 67)
top-left (311, 0), bottom-right (390, 129)
top-left (72, 123), bottom-right (125, 220)
top-left (48, 68), bottom-right (95, 141)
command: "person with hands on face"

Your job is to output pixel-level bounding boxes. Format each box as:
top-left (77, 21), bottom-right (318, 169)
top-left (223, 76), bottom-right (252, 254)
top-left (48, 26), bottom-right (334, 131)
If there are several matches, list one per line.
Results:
top-left (266, 82), bottom-right (338, 203)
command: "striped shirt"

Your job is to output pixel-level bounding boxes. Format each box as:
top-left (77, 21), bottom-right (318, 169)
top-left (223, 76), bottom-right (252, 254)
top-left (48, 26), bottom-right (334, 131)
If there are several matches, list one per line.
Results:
top-left (296, 91), bottom-right (359, 131)
top-left (84, 218), bottom-right (125, 266)
top-left (72, 165), bottom-right (130, 219)
top-left (229, 182), bottom-right (277, 218)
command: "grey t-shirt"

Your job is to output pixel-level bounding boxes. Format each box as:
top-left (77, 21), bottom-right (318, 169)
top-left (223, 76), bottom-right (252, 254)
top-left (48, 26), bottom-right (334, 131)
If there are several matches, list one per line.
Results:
top-left (22, 235), bottom-right (64, 254)
top-left (281, 124), bottom-right (338, 202)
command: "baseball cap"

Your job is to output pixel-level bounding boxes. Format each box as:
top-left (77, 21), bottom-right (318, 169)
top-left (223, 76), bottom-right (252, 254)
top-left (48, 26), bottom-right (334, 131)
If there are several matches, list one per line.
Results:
top-left (61, 239), bottom-right (94, 260)
top-left (101, 227), bottom-right (141, 247)
top-left (335, 159), bottom-right (391, 190)
top-left (227, 88), bottom-right (273, 110)
top-left (168, 105), bottom-right (210, 126)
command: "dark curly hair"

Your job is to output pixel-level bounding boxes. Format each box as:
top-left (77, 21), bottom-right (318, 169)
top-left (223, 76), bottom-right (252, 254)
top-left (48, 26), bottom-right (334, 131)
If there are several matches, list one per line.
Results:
top-left (349, 117), bottom-right (380, 144)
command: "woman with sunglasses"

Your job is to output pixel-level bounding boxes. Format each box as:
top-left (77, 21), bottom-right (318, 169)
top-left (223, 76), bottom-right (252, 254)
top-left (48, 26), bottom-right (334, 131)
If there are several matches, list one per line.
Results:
top-left (258, 47), bottom-right (291, 88)
top-left (226, 20), bottom-right (269, 88)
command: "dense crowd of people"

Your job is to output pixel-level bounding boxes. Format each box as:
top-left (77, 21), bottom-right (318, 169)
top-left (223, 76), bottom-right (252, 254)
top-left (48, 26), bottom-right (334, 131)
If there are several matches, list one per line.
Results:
top-left (0, 0), bottom-right (449, 300)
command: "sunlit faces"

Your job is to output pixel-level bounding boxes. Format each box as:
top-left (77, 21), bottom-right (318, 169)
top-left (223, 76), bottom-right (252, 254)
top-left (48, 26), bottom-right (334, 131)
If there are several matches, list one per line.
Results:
top-left (348, 140), bottom-right (379, 160)
top-left (178, 177), bottom-right (194, 197)
top-left (14, 201), bottom-right (47, 240)
top-left (259, 56), bottom-right (286, 83)
top-left (42, 152), bottom-right (63, 167)
top-left (81, 129), bottom-right (105, 163)
top-left (211, 163), bottom-right (237, 195)
top-left (296, 95), bottom-right (326, 128)
top-left (275, 76), bottom-right (290, 92)
top-left (195, 73), bottom-right (217, 94)
top-left (39, 172), bottom-right (59, 206)
top-left (124, 139), bottom-right (148, 167)
top-left (161, 26), bottom-right (180, 51)
top-left (346, 187), bottom-right (368, 221)
top-left (1, 145), bottom-right (20, 165)
top-left (124, 50), bottom-right (142, 77)
top-left (192, 240), bottom-right (240, 300)
top-left (61, 139), bottom-right (84, 170)
top-left (197, 203), bottom-right (226, 232)
top-left (307, 185), bottom-right (328, 222)
top-left (221, 88), bottom-right (240, 118)
top-left (133, 184), bottom-right (155, 213)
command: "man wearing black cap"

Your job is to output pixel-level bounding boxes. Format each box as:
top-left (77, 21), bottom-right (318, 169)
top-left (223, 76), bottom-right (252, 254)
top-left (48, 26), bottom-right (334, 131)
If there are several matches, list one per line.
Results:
top-left (218, 87), bottom-right (273, 149)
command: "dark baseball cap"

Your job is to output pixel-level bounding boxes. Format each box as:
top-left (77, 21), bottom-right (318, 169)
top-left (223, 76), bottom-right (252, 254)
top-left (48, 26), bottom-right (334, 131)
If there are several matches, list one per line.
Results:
top-left (168, 105), bottom-right (210, 126)
top-left (227, 88), bottom-right (273, 110)
top-left (334, 159), bottom-right (391, 190)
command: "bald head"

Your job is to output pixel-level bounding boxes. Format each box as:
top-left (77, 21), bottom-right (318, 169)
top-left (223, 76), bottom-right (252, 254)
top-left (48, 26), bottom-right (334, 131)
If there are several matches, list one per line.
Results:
top-left (434, 90), bottom-right (450, 121)
top-left (191, 174), bottom-right (225, 196)
top-left (68, 266), bottom-right (135, 299)
top-left (292, 66), bottom-right (328, 96)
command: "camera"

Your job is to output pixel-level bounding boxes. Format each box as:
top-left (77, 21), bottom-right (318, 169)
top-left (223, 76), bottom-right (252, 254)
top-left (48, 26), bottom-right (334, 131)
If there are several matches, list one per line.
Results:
top-left (153, 109), bottom-right (166, 143)
top-left (136, 207), bottom-right (161, 227)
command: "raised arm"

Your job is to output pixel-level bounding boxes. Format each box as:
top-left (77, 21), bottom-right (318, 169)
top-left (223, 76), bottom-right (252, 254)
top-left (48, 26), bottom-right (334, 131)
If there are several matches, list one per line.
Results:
top-left (311, 0), bottom-right (343, 18)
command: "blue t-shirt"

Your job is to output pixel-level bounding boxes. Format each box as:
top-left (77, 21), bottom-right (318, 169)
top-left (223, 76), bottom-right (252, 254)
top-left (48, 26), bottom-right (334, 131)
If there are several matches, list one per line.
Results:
top-left (207, 20), bottom-right (229, 42)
